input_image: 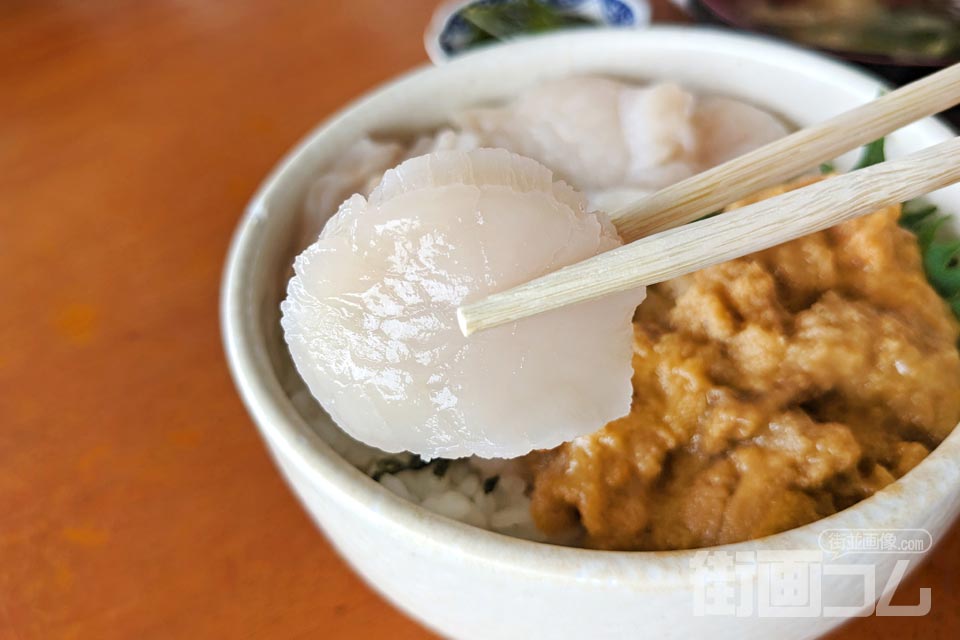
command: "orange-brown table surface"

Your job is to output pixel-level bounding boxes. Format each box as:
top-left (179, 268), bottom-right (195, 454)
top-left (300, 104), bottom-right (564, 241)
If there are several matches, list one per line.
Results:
top-left (2, 1), bottom-right (957, 638)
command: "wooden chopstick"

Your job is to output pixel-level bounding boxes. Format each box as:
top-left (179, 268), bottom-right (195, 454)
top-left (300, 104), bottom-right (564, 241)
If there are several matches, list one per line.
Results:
top-left (610, 62), bottom-right (960, 243)
top-left (457, 137), bottom-right (960, 336)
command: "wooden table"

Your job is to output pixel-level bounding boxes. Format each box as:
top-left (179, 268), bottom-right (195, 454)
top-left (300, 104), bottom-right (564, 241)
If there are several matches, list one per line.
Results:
top-left (2, 1), bottom-right (957, 638)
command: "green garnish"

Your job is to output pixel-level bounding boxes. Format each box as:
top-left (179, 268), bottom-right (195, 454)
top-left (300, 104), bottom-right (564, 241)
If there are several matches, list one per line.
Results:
top-left (370, 454), bottom-right (426, 480)
top-left (370, 454), bottom-right (455, 481)
top-left (899, 197), bottom-right (960, 319)
top-left (853, 137), bottom-right (886, 169)
top-left (819, 161), bottom-right (836, 174)
top-left (923, 238), bottom-right (960, 294)
top-left (900, 198), bottom-right (939, 228)
top-left (460, 0), bottom-right (598, 48)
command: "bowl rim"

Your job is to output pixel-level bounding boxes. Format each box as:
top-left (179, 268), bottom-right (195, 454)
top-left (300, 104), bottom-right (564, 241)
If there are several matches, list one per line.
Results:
top-left (221, 25), bottom-right (960, 584)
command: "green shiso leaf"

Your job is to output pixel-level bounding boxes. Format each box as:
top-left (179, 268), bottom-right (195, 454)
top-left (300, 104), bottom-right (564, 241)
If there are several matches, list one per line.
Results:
top-left (922, 235), bottom-right (960, 298)
top-left (898, 195), bottom-right (960, 317)
top-left (853, 137), bottom-right (885, 169)
top-left (900, 199), bottom-right (939, 230)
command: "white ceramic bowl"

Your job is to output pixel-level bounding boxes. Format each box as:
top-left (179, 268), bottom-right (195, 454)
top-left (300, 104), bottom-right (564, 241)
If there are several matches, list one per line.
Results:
top-left (222, 27), bottom-right (960, 640)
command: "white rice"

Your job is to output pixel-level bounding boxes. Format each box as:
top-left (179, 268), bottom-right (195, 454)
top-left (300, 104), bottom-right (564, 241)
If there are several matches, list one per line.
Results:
top-left (285, 374), bottom-right (548, 542)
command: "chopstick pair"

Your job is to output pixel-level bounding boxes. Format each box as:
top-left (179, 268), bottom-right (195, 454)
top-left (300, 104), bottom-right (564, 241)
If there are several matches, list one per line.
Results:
top-left (457, 63), bottom-right (960, 337)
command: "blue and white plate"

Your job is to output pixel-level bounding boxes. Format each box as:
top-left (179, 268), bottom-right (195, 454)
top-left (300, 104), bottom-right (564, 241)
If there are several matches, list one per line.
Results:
top-left (425, 0), bottom-right (651, 64)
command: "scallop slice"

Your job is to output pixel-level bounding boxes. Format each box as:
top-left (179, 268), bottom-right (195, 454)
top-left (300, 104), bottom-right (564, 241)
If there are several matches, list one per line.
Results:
top-left (619, 82), bottom-right (700, 188)
top-left (301, 137), bottom-right (403, 243)
top-left (282, 149), bottom-right (645, 459)
top-left (693, 96), bottom-right (790, 169)
top-left (402, 128), bottom-right (482, 160)
top-left (455, 77), bottom-right (635, 190)
top-left (456, 76), bottom-right (788, 193)
top-left (299, 129), bottom-right (483, 246)
top-left (455, 77), bottom-right (700, 190)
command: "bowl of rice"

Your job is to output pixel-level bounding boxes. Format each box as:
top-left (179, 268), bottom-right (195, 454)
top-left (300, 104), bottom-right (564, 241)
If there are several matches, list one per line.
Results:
top-left (221, 27), bottom-right (960, 639)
